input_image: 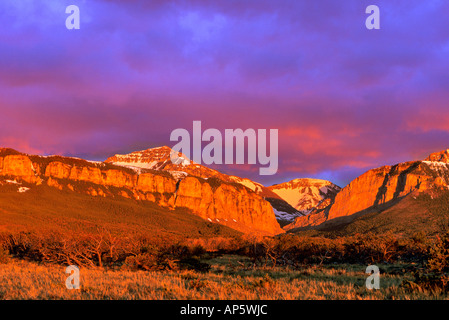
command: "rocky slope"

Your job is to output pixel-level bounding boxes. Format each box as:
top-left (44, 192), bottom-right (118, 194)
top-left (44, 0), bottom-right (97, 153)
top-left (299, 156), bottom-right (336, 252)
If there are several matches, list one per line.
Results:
top-left (0, 148), bottom-right (282, 235)
top-left (286, 149), bottom-right (449, 230)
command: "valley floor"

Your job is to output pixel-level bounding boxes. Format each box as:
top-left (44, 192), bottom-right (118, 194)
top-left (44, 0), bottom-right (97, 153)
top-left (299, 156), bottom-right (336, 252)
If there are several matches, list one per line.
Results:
top-left (0, 255), bottom-right (446, 300)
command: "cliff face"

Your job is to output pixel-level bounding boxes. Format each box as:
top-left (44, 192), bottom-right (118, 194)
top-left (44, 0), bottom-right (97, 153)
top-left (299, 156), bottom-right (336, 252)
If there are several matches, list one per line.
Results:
top-left (287, 151), bottom-right (449, 229)
top-left (0, 149), bottom-right (282, 235)
top-left (175, 177), bottom-right (282, 234)
top-left (0, 153), bottom-right (40, 184)
top-left (107, 146), bottom-right (301, 225)
top-left (328, 160), bottom-right (449, 221)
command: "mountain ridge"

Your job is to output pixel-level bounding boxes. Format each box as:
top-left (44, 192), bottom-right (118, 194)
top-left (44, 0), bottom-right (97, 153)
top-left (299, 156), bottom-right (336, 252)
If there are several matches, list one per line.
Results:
top-left (6, 145), bottom-right (447, 237)
top-left (0, 147), bottom-right (283, 235)
top-left (106, 146), bottom-right (338, 224)
top-left (285, 148), bottom-right (449, 231)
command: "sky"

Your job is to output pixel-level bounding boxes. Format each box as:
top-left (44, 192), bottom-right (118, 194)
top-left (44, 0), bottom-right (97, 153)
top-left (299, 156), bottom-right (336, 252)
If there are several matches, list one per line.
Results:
top-left (1, 0), bottom-right (449, 187)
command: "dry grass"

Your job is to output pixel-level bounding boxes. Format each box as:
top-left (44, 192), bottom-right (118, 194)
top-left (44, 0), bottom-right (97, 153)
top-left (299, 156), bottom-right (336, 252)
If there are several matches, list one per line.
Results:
top-left (0, 182), bottom-right (241, 239)
top-left (0, 256), bottom-right (447, 300)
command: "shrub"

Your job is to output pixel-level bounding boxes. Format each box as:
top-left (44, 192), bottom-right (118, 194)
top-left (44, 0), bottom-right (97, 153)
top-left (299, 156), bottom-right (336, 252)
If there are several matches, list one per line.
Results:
top-left (411, 232), bottom-right (449, 291)
top-left (124, 253), bottom-right (165, 271)
top-left (178, 258), bottom-right (211, 272)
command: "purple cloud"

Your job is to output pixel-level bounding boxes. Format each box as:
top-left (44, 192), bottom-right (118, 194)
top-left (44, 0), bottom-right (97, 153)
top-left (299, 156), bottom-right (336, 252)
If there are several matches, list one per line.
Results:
top-left (1, 0), bottom-right (449, 187)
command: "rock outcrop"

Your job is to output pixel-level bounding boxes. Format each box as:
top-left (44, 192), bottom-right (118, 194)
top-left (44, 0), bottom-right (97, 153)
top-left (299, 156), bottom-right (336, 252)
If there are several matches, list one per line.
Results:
top-left (0, 148), bottom-right (282, 235)
top-left (425, 149), bottom-right (449, 163)
top-left (0, 151), bottom-right (40, 184)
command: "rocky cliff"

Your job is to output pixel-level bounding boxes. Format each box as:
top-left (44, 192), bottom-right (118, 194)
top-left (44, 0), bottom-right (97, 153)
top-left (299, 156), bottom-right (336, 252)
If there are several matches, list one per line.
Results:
top-left (0, 148), bottom-right (283, 235)
top-left (174, 176), bottom-right (281, 234)
top-left (286, 149), bottom-right (449, 230)
top-left (106, 146), bottom-right (298, 225)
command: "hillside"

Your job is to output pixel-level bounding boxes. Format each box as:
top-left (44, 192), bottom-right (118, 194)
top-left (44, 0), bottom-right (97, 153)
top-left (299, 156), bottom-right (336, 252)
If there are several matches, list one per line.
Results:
top-left (0, 179), bottom-right (242, 240)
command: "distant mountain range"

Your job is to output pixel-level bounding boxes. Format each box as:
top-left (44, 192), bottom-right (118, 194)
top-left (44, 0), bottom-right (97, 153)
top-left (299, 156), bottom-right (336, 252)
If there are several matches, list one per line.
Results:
top-left (1, 146), bottom-right (448, 237)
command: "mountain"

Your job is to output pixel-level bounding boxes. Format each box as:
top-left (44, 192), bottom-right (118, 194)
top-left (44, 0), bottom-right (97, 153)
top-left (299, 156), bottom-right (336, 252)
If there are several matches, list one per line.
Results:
top-left (106, 146), bottom-right (301, 223)
top-left (268, 178), bottom-right (341, 212)
top-left (0, 148), bottom-right (283, 235)
top-left (105, 146), bottom-right (230, 181)
top-left (286, 149), bottom-right (449, 231)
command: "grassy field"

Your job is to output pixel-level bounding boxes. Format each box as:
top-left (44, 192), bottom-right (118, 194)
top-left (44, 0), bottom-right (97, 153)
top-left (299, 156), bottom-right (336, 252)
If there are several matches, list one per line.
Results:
top-left (0, 255), bottom-right (446, 300)
top-left (0, 182), bottom-right (241, 239)
top-left (0, 179), bottom-right (447, 300)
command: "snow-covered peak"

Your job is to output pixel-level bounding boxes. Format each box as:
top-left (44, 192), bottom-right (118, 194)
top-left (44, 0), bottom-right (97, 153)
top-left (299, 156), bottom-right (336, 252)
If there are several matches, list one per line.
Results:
top-left (105, 146), bottom-right (227, 182)
top-left (106, 146), bottom-right (192, 171)
top-left (421, 160), bottom-right (449, 185)
top-left (268, 178), bottom-right (341, 211)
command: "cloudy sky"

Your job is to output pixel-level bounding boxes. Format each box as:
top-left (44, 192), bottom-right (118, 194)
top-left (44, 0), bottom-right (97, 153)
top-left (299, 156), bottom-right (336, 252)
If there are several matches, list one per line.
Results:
top-left (1, 0), bottom-right (449, 187)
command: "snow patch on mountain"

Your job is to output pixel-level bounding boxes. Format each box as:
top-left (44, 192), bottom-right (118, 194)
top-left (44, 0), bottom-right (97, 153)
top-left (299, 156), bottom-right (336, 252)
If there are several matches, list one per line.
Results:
top-left (18, 187), bottom-right (30, 193)
top-left (111, 161), bottom-right (158, 170)
top-left (422, 161), bottom-right (449, 185)
top-left (268, 178), bottom-right (341, 211)
top-left (228, 176), bottom-right (264, 193)
top-left (273, 208), bottom-right (306, 223)
top-left (5, 179), bottom-right (21, 185)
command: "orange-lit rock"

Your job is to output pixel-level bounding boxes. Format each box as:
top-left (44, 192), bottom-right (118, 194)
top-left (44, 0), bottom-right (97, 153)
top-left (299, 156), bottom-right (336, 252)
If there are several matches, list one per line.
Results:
top-left (288, 150), bottom-right (449, 229)
top-left (1, 155), bottom-right (38, 183)
top-left (102, 169), bottom-right (136, 189)
top-left (327, 161), bottom-right (448, 221)
top-left (426, 149), bottom-right (449, 163)
top-left (0, 148), bottom-right (283, 235)
top-left (174, 177), bottom-right (283, 235)
top-left (45, 161), bottom-right (71, 180)
top-left (137, 173), bottom-right (176, 194)
top-left (69, 166), bottom-right (103, 185)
